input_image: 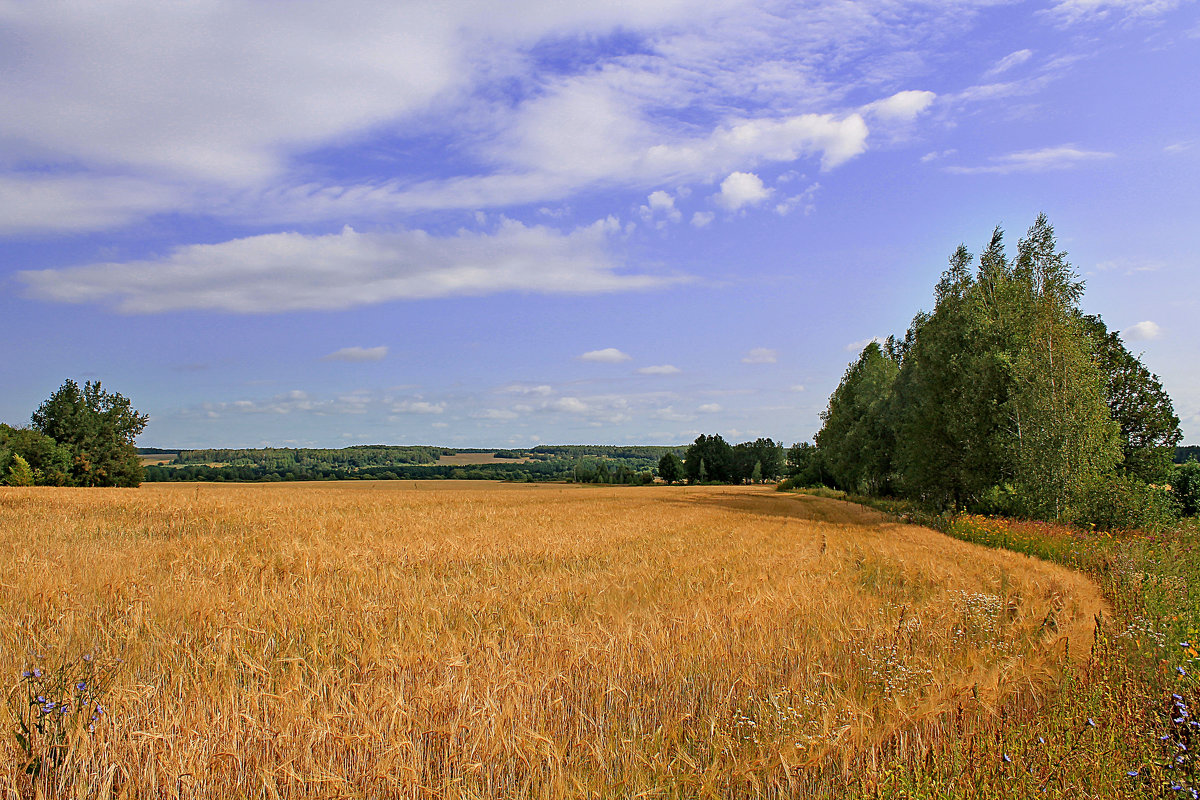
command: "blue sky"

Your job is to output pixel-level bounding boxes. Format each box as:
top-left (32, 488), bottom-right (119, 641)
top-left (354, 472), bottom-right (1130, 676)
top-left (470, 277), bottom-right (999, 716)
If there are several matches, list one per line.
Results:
top-left (2, 0), bottom-right (1197, 448)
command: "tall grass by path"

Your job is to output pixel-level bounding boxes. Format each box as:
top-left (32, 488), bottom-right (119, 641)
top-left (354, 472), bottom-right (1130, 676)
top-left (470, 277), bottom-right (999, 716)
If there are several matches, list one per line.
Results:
top-left (804, 487), bottom-right (1200, 797)
top-left (1, 482), bottom-right (1108, 798)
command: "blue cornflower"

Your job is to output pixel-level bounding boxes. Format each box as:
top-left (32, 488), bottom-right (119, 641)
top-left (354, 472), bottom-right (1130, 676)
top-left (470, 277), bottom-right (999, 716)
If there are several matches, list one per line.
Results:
top-left (1037, 737), bottom-right (1045, 744)
top-left (1180, 667), bottom-right (1189, 677)
top-left (22, 670), bottom-right (32, 678)
top-left (76, 681), bottom-right (86, 691)
top-left (1175, 694), bottom-right (1185, 702)
top-left (32, 669), bottom-right (42, 678)
top-left (82, 654), bottom-right (92, 662)
top-left (1086, 718), bottom-right (1096, 728)
top-left (1127, 770), bottom-right (1139, 777)
top-left (1002, 753), bottom-right (1011, 763)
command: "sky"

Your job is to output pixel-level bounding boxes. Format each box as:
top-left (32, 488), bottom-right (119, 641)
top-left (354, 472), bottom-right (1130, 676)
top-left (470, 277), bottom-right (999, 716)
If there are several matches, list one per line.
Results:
top-left (1, 0), bottom-right (1198, 449)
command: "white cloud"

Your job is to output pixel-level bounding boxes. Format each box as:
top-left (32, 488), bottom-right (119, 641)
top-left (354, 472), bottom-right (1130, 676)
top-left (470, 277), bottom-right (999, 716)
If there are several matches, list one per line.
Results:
top-left (698, 403), bottom-right (722, 413)
top-left (551, 397), bottom-right (591, 414)
top-left (741, 347), bottom-right (777, 364)
top-left (0, 1), bottom-right (977, 234)
top-left (472, 408), bottom-right (519, 421)
top-left (500, 383), bottom-right (554, 396)
top-left (983, 49), bottom-right (1034, 79)
top-left (845, 337), bottom-right (886, 352)
top-left (691, 211), bottom-right (715, 228)
top-left (391, 400), bottom-right (445, 415)
top-left (920, 149), bottom-right (957, 163)
top-left (790, 384), bottom-right (807, 392)
top-left (18, 219), bottom-right (681, 313)
top-left (637, 364), bottom-right (682, 375)
top-left (861, 90), bottom-right (936, 123)
top-left (715, 172), bottom-right (771, 211)
top-left (579, 347), bottom-right (633, 363)
top-left (775, 182), bottom-right (820, 216)
top-left (0, 174), bottom-right (184, 235)
top-left (640, 190), bottom-right (682, 225)
top-left (945, 146), bottom-right (1115, 175)
top-left (1048, 0), bottom-right (1182, 24)
top-left (1124, 320), bottom-right (1162, 341)
top-left (321, 346), bottom-right (388, 362)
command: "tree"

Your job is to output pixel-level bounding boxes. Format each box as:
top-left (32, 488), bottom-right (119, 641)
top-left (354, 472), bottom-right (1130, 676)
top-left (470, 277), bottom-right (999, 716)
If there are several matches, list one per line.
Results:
top-left (657, 452), bottom-right (684, 484)
top-left (815, 342), bottom-right (898, 494)
top-left (1079, 314), bottom-right (1182, 484)
top-left (31, 380), bottom-right (148, 487)
top-left (6, 454), bottom-right (34, 487)
top-left (684, 434), bottom-right (733, 483)
top-left (0, 424), bottom-right (71, 486)
top-left (786, 442), bottom-right (827, 487)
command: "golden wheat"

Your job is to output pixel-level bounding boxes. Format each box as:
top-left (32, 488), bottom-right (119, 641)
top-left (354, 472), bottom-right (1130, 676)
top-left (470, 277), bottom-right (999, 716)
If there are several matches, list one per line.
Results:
top-left (0, 482), bottom-right (1106, 798)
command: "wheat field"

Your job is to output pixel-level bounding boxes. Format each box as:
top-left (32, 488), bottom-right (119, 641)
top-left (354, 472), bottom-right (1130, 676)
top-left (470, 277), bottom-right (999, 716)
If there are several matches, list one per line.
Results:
top-left (0, 482), bottom-right (1106, 798)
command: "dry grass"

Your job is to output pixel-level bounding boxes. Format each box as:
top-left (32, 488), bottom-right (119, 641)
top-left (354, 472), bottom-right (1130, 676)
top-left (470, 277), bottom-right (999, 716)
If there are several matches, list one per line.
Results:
top-left (434, 453), bottom-right (531, 466)
top-left (0, 483), bottom-right (1106, 798)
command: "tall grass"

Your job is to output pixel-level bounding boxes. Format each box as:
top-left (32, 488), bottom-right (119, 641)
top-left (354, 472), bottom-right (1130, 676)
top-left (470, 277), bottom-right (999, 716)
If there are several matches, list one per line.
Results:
top-left (1, 482), bottom-right (1106, 798)
top-left (824, 491), bottom-right (1200, 797)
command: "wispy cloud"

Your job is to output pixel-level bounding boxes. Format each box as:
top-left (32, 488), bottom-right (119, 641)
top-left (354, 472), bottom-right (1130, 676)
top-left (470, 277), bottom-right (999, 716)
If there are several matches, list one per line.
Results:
top-left (321, 346), bottom-right (388, 363)
top-left (637, 364), bottom-right (682, 375)
top-left (845, 337), bottom-right (886, 352)
top-left (19, 218), bottom-right (681, 313)
top-left (983, 49), bottom-right (1033, 79)
top-left (741, 347), bottom-right (777, 364)
top-left (945, 146), bottom-right (1115, 175)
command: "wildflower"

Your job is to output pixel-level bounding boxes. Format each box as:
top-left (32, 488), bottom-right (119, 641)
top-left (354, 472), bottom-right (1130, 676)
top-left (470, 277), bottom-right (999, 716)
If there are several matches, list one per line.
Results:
top-left (76, 681), bottom-right (87, 691)
top-left (33, 668), bottom-right (42, 678)
top-left (1180, 667), bottom-right (1189, 677)
top-left (1127, 770), bottom-right (1139, 777)
top-left (83, 654), bottom-right (92, 662)
top-left (1086, 718), bottom-right (1096, 728)
top-left (1037, 737), bottom-right (1046, 745)
top-left (1002, 753), bottom-right (1012, 763)
top-left (22, 670), bottom-right (33, 678)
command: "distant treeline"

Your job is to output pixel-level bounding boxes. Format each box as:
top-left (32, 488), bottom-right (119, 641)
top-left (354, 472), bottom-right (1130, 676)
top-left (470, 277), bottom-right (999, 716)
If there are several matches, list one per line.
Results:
top-left (142, 444), bottom-right (687, 484)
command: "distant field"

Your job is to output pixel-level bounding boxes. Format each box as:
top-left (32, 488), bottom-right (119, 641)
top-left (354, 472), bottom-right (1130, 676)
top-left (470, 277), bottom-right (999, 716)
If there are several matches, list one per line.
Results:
top-left (136, 453), bottom-right (176, 466)
top-left (0, 483), bottom-right (1104, 797)
top-left (435, 451), bottom-right (531, 465)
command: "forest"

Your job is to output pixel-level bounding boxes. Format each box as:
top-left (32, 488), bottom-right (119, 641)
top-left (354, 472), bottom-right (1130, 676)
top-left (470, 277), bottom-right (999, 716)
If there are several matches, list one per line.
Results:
top-left (794, 214), bottom-right (1196, 527)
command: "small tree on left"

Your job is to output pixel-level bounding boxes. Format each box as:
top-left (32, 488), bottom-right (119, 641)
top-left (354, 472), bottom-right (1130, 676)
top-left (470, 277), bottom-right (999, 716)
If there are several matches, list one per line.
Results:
top-left (31, 380), bottom-right (148, 487)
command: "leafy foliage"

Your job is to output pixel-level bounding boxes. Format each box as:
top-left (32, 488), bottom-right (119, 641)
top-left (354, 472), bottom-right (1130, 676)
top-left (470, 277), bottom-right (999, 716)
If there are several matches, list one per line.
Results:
top-left (812, 216), bottom-right (1183, 528)
top-left (31, 380), bottom-right (148, 487)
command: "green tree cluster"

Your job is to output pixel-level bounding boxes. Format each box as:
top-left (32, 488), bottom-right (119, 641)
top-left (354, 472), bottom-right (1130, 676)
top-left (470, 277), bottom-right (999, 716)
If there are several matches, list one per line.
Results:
top-left (680, 435), bottom-right (784, 484)
top-left (812, 215), bottom-right (1183, 528)
top-left (1, 380), bottom-right (147, 487)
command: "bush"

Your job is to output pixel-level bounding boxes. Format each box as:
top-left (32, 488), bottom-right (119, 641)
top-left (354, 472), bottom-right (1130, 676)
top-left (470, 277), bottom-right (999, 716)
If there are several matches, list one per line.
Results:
top-left (1174, 458), bottom-right (1200, 516)
top-left (1079, 474), bottom-right (1179, 531)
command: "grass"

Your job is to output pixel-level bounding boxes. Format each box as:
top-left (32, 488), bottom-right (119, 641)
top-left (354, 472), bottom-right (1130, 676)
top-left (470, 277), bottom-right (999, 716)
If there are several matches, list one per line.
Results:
top-left (807, 490), bottom-right (1200, 798)
top-left (0, 482), bottom-right (1113, 798)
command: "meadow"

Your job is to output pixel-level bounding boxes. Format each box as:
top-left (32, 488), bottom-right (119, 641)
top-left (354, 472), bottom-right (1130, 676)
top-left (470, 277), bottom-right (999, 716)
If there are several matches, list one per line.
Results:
top-left (1, 483), bottom-right (1111, 798)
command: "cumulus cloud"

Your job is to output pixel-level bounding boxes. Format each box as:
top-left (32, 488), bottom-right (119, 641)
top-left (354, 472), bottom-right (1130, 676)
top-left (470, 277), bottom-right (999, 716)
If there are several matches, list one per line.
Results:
top-left (321, 346), bottom-right (388, 362)
top-left (691, 211), bottom-right (715, 228)
top-left (1124, 320), bottom-right (1162, 341)
top-left (945, 146), bottom-right (1115, 175)
top-left (715, 172), bottom-right (772, 211)
top-left (18, 219), bottom-right (680, 313)
top-left (579, 348), bottom-right (632, 363)
top-left (698, 403), bottom-right (722, 413)
top-left (741, 347), bottom-right (777, 364)
top-left (637, 364), bottom-right (681, 375)
top-left (639, 190), bottom-right (682, 225)
top-left (984, 49), bottom-right (1034, 79)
